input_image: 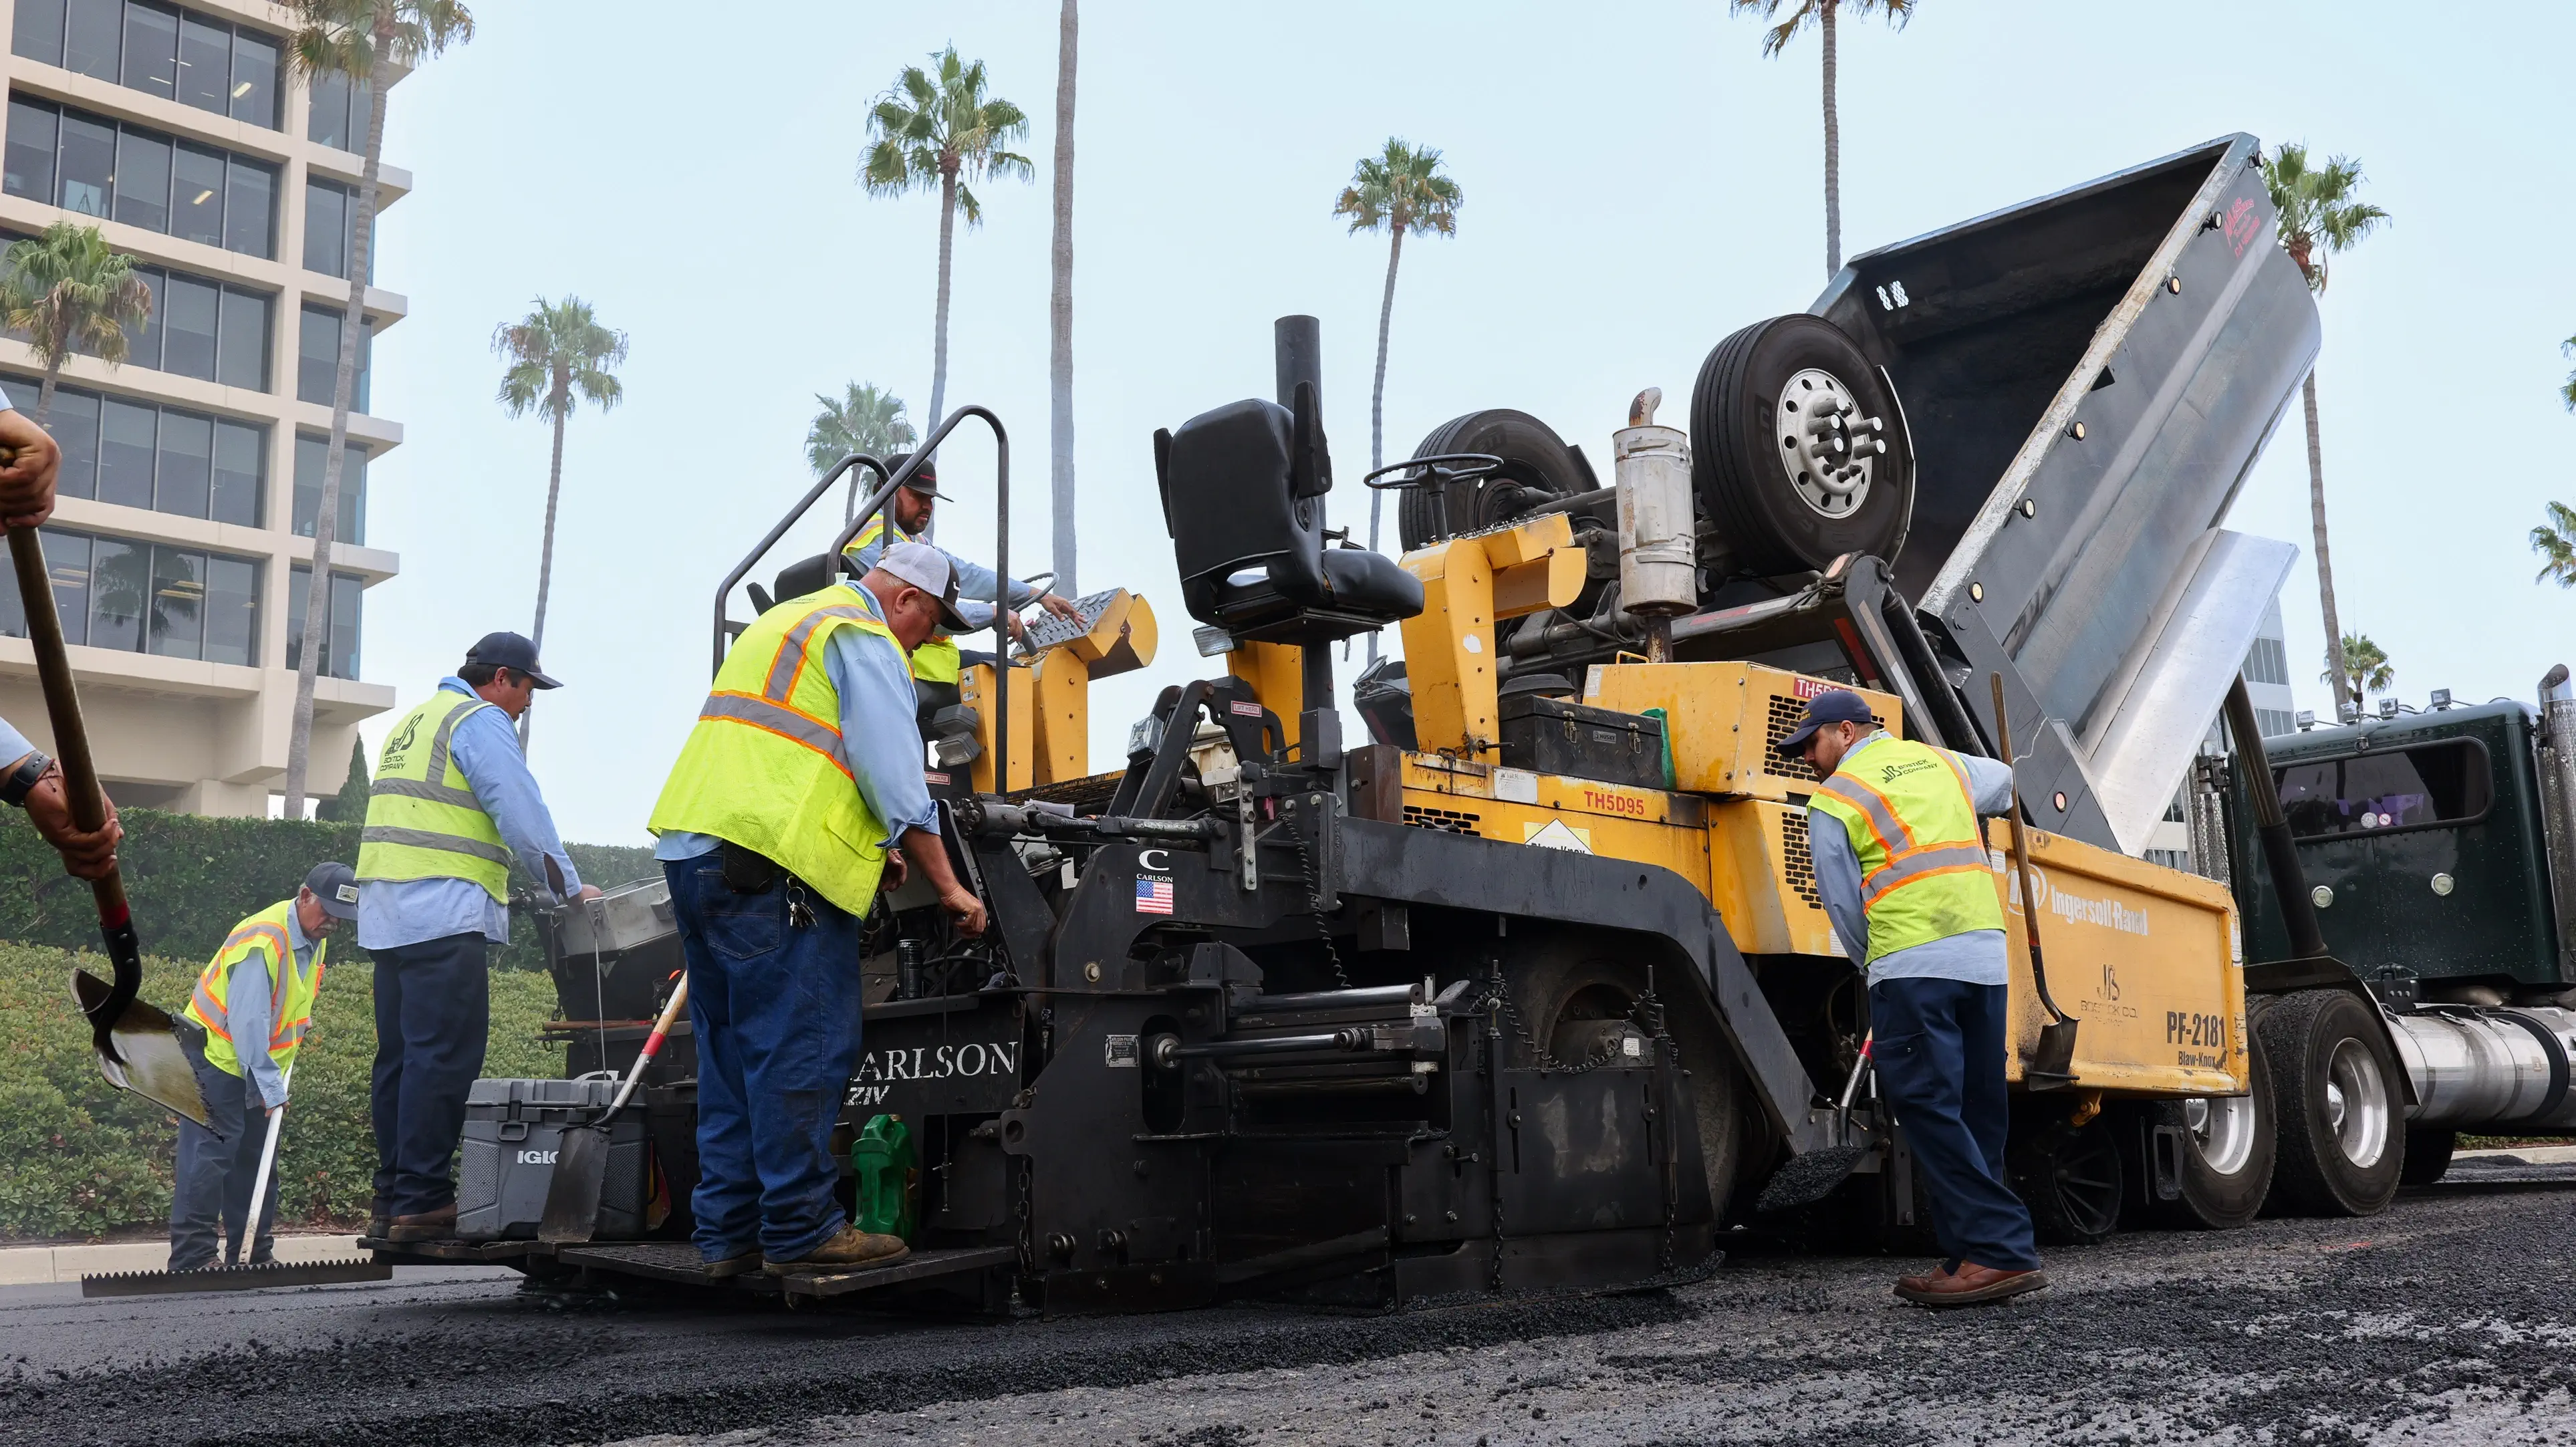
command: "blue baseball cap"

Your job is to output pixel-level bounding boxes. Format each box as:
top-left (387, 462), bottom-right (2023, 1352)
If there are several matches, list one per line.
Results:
top-left (1776, 689), bottom-right (1876, 757)
top-left (464, 631), bottom-right (561, 689)
top-left (304, 861), bottom-right (360, 920)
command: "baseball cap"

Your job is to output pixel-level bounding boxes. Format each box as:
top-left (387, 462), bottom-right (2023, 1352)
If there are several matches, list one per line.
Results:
top-left (464, 631), bottom-right (561, 689)
top-left (305, 861), bottom-right (360, 920)
top-left (885, 452), bottom-right (948, 501)
top-left (1775, 688), bottom-right (1877, 757)
top-left (876, 541), bottom-right (975, 631)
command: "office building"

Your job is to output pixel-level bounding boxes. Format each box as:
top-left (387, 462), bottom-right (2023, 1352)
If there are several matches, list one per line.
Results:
top-left (0, 0), bottom-right (400, 813)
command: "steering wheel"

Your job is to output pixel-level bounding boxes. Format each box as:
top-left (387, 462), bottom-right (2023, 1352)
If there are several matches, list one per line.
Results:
top-left (1362, 452), bottom-right (1506, 543)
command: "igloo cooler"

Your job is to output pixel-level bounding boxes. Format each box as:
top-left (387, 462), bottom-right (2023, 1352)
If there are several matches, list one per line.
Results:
top-left (455, 1077), bottom-right (651, 1240)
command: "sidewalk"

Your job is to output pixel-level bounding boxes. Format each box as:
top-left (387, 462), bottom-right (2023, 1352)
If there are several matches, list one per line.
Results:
top-left (0, 1234), bottom-right (366, 1285)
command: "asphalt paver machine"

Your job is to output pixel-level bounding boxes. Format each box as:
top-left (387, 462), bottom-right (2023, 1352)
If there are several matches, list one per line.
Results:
top-left (462, 135), bottom-right (2410, 1312)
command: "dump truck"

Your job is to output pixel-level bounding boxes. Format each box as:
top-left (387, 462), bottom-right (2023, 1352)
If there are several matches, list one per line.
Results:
top-left (379, 134), bottom-right (2438, 1311)
top-left (2201, 668), bottom-right (2576, 1197)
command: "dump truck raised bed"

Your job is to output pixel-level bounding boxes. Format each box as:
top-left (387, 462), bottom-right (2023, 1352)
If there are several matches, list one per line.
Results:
top-left (422, 135), bottom-right (2393, 1311)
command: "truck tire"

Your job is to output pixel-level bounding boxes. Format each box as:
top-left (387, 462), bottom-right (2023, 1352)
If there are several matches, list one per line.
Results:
top-left (2146, 1034), bottom-right (2277, 1230)
top-left (1689, 314), bottom-right (1914, 577)
top-left (1499, 938), bottom-right (1746, 1217)
top-left (2009, 1110), bottom-right (2125, 1246)
top-left (2400, 1128), bottom-right (2456, 1186)
top-left (2260, 989), bottom-right (2404, 1217)
top-left (1396, 409), bottom-right (1597, 551)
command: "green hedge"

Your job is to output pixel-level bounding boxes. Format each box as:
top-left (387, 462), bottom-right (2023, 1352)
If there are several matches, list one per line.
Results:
top-left (0, 807), bottom-right (658, 972)
top-left (0, 942), bottom-right (561, 1237)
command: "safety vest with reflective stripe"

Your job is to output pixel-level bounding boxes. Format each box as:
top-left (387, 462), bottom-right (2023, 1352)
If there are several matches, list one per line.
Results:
top-left (1807, 735), bottom-right (2005, 964)
top-left (184, 898), bottom-right (326, 1080)
top-left (846, 516), bottom-right (963, 685)
top-left (356, 689), bottom-right (513, 901)
top-left (648, 583), bottom-right (903, 917)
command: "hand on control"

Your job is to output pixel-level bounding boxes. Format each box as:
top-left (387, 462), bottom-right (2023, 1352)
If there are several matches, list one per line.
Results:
top-left (1037, 592), bottom-right (1084, 622)
top-left (575, 884), bottom-right (604, 902)
top-left (0, 412), bottom-right (63, 528)
top-left (940, 884), bottom-right (988, 937)
top-left (1003, 611), bottom-right (1029, 644)
top-left (25, 767), bottom-right (120, 880)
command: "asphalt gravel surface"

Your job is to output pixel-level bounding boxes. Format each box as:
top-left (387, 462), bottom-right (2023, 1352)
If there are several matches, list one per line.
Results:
top-left (7, 1165), bottom-right (2576, 1446)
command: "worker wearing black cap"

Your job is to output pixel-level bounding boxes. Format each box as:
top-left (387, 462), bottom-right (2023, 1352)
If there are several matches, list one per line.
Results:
top-left (844, 452), bottom-right (1085, 682)
top-left (169, 862), bottom-right (358, 1270)
top-left (1781, 688), bottom-right (2045, 1307)
top-left (354, 632), bottom-right (600, 1242)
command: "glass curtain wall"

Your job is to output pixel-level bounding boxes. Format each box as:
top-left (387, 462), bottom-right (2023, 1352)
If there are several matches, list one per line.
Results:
top-left (11, 0), bottom-right (281, 127)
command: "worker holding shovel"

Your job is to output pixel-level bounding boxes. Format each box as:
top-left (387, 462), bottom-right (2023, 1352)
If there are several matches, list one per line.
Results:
top-left (0, 405), bottom-right (124, 881)
top-left (168, 863), bottom-right (358, 1271)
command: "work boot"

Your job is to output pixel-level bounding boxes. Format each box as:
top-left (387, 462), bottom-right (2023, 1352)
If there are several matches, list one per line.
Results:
top-left (1893, 1263), bottom-right (1956, 1295)
top-left (1895, 1261), bottom-right (2048, 1308)
top-left (702, 1248), bottom-right (762, 1279)
top-left (386, 1203), bottom-right (459, 1243)
top-left (368, 1198), bottom-right (390, 1241)
top-left (762, 1226), bottom-right (909, 1275)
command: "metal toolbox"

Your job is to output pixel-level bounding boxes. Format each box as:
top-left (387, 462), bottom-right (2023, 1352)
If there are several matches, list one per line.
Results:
top-left (546, 876), bottom-right (683, 1025)
top-left (455, 1077), bottom-right (651, 1241)
top-left (1498, 692), bottom-right (1667, 790)
top-left (554, 876), bottom-right (676, 956)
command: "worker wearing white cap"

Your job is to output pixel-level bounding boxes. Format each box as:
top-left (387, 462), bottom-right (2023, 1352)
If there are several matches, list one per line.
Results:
top-left (650, 540), bottom-right (988, 1276)
top-left (844, 452), bottom-right (1084, 682)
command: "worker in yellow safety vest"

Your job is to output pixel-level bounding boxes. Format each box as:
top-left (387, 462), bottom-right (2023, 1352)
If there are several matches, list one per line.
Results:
top-left (1783, 688), bottom-right (2047, 1309)
top-left (650, 541), bottom-right (988, 1277)
top-left (842, 454), bottom-right (1085, 684)
top-left (170, 862), bottom-right (358, 1270)
top-left (355, 631), bottom-right (601, 1244)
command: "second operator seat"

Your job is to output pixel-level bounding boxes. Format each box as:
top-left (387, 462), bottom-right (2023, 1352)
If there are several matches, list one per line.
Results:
top-left (1158, 391), bottom-right (1423, 644)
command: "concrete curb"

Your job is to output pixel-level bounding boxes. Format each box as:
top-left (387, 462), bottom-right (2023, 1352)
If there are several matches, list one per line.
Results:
top-left (0, 1234), bottom-right (366, 1285)
top-left (2454, 1144), bottom-right (2576, 1165)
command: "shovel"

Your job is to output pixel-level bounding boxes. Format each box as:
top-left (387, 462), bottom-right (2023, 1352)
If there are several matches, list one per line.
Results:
top-left (1756, 1031), bottom-right (1877, 1212)
top-left (1989, 674), bottom-right (2080, 1088)
top-left (539, 974), bottom-right (688, 1244)
top-left (5, 525), bottom-right (209, 1129)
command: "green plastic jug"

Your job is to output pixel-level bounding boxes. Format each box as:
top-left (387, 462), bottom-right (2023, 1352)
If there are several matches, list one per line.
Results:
top-left (850, 1113), bottom-right (918, 1240)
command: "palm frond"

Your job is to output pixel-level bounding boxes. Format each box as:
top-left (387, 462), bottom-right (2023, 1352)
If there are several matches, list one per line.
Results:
top-left (862, 46), bottom-right (1031, 217)
top-left (491, 295), bottom-right (624, 424)
top-left (0, 221), bottom-right (149, 372)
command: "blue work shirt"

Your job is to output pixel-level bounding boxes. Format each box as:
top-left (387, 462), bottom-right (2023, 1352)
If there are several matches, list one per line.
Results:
top-left (0, 714), bottom-right (33, 765)
top-left (219, 904), bottom-right (321, 1110)
top-left (658, 578), bottom-right (940, 865)
top-left (848, 519), bottom-right (1037, 632)
top-left (356, 678), bottom-right (583, 950)
top-left (1805, 731), bottom-right (2017, 986)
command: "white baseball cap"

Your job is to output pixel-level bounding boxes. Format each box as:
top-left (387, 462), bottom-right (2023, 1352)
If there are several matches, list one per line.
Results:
top-left (877, 541), bottom-right (975, 630)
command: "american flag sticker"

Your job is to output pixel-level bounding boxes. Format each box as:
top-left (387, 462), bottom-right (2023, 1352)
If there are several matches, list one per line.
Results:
top-left (1135, 876), bottom-right (1174, 914)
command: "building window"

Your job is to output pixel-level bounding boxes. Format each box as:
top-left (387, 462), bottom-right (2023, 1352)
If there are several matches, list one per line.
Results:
top-left (10, 0), bottom-right (283, 128)
top-left (2242, 634), bottom-right (2290, 688)
top-left (297, 303), bottom-right (371, 411)
top-left (300, 177), bottom-right (373, 282)
top-left (292, 432), bottom-right (365, 545)
top-left (284, 563), bottom-right (360, 679)
top-left (104, 261), bottom-right (272, 389)
top-left (0, 523), bottom-right (256, 664)
top-left (1, 374), bottom-right (265, 525)
top-left (2255, 707), bottom-right (2297, 739)
top-left (304, 67), bottom-right (368, 153)
top-left (2, 95), bottom-right (279, 257)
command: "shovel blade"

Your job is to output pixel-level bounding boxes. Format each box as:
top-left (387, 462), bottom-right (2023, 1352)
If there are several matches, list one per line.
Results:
top-left (537, 1123), bottom-right (611, 1244)
top-left (72, 969), bottom-right (212, 1130)
top-left (2025, 1019), bottom-right (2082, 1091)
top-left (1754, 1144), bottom-right (1873, 1214)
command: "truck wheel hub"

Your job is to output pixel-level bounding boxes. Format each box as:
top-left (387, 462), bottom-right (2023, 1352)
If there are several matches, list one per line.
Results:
top-left (2323, 1038), bottom-right (2390, 1168)
top-left (1775, 369), bottom-right (1884, 519)
top-left (2182, 1093), bottom-right (2259, 1175)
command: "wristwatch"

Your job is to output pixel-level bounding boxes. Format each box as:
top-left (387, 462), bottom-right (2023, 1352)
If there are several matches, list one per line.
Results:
top-left (0, 751), bottom-right (51, 807)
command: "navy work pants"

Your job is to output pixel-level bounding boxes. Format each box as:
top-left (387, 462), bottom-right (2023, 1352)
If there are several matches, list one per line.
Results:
top-left (168, 1040), bottom-right (279, 1270)
top-left (1870, 977), bottom-right (2042, 1271)
top-left (665, 853), bottom-right (866, 1263)
top-left (369, 932), bottom-right (490, 1217)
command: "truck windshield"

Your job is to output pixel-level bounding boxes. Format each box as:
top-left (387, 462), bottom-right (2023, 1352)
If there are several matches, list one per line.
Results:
top-left (2276, 739), bottom-right (2491, 838)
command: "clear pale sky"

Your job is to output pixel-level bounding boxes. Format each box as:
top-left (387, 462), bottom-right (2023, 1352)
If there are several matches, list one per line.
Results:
top-left (357, 0), bottom-right (2576, 849)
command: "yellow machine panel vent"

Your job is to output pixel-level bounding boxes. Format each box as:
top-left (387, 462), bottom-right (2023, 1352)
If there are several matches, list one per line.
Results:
top-left (1402, 805), bottom-right (1483, 837)
top-left (1777, 808), bottom-right (1825, 910)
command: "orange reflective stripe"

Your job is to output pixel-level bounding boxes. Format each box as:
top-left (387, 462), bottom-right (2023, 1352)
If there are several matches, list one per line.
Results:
top-left (696, 693), bottom-right (855, 779)
top-left (1858, 847), bottom-right (1997, 906)
top-left (1819, 774), bottom-right (1913, 859)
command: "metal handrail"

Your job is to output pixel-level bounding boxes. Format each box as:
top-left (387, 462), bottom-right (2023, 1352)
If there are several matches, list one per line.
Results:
top-left (709, 452), bottom-right (887, 678)
top-left (825, 406), bottom-right (1014, 795)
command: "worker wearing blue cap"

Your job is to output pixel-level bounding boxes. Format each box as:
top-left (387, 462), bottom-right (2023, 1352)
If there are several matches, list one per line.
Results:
top-left (1780, 688), bottom-right (2044, 1307)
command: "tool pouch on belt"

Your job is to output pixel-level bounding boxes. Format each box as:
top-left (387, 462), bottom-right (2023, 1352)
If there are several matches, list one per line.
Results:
top-left (719, 842), bottom-right (781, 894)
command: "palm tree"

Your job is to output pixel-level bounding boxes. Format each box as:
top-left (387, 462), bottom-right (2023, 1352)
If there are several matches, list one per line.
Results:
top-left (2532, 501), bottom-right (2576, 588)
top-left (2560, 334), bottom-right (2575, 412)
top-left (0, 222), bottom-right (151, 424)
top-left (2324, 634), bottom-right (2394, 706)
top-left (493, 296), bottom-right (626, 661)
top-left (806, 382), bottom-right (916, 521)
top-left (279, 0), bottom-right (473, 819)
top-left (862, 47), bottom-right (1032, 438)
top-left (1730, 0), bottom-right (1915, 277)
top-left (2261, 143), bottom-right (2388, 730)
top-left (1334, 138), bottom-right (1462, 571)
top-left (1048, 0), bottom-right (1078, 596)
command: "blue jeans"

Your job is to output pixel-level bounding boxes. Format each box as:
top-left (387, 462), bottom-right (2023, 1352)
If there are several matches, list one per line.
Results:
top-left (369, 932), bottom-right (489, 1217)
top-left (666, 854), bottom-right (866, 1263)
top-left (1870, 977), bottom-right (2041, 1272)
top-left (169, 1039), bottom-right (279, 1270)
